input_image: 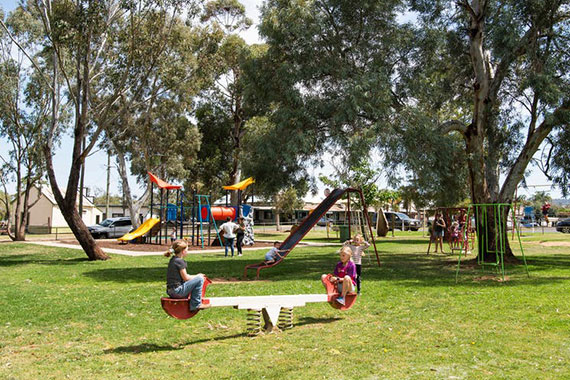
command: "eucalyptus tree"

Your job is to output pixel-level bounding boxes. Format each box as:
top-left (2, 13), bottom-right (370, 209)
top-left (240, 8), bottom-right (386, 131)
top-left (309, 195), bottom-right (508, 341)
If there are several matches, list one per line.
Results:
top-left (2, 0), bottom-right (201, 260)
top-left (400, 0), bottom-right (570, 259)
top-left (0, 7), bottom-right (54, 241)
top-left (101, 11), bottom-right (205, 228)
top-left (256, 0), bottom-right (568, 261)
top-left (252, 0), bottom-right (409, 194)
top-left (195, 0), bottom-right (254, 201)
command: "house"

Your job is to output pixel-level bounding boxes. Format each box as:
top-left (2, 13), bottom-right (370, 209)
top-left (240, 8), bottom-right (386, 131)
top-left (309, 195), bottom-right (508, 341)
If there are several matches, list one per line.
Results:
top-left (94, 204), bottom-right (149, 221)
top-left (11, 185), bottom-right (103, 233)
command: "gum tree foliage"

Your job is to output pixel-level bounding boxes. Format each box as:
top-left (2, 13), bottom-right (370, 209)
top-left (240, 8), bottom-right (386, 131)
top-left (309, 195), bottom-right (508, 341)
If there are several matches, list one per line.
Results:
top-left (245, 0), bottom-right (408, 204)
top-left (252, 0), bottom-right (465, 204)
top-left (402, 0), bottom-right (569, 259)
top-left (0, 7), bottom-right (59, 241)
top-left (192, 0), bottom-right (255, 203)
top-left (101, 11), bottom-right (205, 228)
top-left (4, 0), bottom-right (200, 260)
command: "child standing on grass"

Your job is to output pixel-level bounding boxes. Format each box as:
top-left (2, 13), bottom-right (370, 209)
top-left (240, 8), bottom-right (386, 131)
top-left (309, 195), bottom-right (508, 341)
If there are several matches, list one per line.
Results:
top-left (264, 241), bottom-right (287, 264)
top-left (165, 240), bottom-right (210, 311)
top-left (343, 234), bottom-right (370, 294)
top-left (324, 246), bottom-right (356, 305)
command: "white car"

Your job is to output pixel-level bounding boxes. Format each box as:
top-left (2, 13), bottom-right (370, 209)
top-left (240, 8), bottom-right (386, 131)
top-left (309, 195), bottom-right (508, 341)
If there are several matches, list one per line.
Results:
top-left (88, 217), bottom-right (133, 239)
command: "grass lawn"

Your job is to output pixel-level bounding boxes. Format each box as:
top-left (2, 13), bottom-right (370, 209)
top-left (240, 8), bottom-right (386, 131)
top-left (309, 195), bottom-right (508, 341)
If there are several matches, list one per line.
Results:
top-left (1, 233), bottom-right (569, 379)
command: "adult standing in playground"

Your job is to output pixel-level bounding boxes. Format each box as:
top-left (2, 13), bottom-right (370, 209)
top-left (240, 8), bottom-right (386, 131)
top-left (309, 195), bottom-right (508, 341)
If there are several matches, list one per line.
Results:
top-left (236, 217), bottom-right (246, 257)
top-left (165, 240), bottom-right (210, 311)
top-left (220, 217), bottom-right (239, 257)
top-left (433, 213), bottom-right (446, 253)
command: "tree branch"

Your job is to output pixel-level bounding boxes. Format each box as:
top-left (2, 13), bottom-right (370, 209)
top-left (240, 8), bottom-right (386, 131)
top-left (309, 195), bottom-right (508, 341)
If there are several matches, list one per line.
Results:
top-left (441, 120), bottom-right (468, 134)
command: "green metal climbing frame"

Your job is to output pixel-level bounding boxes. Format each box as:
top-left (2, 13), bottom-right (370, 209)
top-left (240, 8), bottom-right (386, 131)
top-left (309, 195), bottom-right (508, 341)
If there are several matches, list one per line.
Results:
top-left (456, 203), bottom-right (529, 282)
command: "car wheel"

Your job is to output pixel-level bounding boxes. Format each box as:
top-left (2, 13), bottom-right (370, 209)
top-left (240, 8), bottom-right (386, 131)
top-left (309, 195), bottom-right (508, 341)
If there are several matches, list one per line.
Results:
top-left (562, 227), bottom-right (570, 233)
top-left (103, 233), bottom-right (109, 239)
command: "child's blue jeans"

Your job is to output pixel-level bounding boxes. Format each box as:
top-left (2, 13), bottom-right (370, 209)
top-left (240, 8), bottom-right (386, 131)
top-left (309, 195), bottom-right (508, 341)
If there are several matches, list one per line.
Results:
top-left (169, 275), bottom-right (204, 311)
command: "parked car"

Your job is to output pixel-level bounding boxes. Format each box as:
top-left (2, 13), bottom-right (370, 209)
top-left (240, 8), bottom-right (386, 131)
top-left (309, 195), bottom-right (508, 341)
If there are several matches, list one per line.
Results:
top-left (556, 218), bottom-right (570, 233)
top-left (88, 217), bottom-right (133, 239)
top-left (384, 212), bottom-right (420, 231)
top-left (316, 217), bottom-right (335, 226)
top-left (519, 218), bottom-right (539, 228)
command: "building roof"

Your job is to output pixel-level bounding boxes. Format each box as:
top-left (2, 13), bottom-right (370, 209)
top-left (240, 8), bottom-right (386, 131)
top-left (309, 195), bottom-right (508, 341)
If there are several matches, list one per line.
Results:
top-left (36, 185), bottom-right (96, 208)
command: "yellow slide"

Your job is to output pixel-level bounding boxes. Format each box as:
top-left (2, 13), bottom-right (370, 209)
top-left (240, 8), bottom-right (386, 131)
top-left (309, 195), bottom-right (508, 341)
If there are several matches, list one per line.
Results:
top-left (118, 217), bottom-right (160, 242)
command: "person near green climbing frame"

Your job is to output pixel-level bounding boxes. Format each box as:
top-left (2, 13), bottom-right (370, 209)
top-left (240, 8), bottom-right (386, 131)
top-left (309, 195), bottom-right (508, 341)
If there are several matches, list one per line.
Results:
top-left (433, 213), bottom-right (446, 253)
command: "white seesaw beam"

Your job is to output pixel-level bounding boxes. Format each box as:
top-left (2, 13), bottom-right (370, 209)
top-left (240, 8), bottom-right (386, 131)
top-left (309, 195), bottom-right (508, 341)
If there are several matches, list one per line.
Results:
top-left (206, 294), bottom-right (329, 326)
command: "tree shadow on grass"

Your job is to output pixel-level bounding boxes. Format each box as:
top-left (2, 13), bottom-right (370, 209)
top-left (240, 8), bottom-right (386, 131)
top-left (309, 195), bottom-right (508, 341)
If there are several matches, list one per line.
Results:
top-left (377, 238), bottom-right (430, 245)
top-left (0, 256), bottom-right (88, 267)
top-left (82, 248), bottom-right (570, 288)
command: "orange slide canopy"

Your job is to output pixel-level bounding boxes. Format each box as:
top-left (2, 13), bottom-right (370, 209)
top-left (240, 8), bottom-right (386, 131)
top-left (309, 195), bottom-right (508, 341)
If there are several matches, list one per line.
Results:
top-left (148, 172), bottom-right (182, 190)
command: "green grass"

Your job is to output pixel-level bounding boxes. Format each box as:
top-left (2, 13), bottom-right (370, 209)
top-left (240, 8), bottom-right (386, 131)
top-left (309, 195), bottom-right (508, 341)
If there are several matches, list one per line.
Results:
top-left (1, 233), bottom-right (569, 379)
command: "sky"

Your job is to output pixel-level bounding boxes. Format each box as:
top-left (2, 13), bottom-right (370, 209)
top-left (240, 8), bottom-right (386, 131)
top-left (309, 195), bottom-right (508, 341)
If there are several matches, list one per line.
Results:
top-left (0, 0), bottom-right (565, 201)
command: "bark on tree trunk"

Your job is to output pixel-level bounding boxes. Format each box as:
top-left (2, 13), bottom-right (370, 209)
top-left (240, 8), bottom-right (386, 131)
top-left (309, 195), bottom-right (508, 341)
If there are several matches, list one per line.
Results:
top-left (114, 148), bottom-right (151, 229)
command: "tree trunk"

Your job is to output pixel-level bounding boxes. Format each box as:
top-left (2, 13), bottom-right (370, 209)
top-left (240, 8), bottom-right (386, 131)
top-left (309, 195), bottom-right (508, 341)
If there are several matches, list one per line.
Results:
top-left (114, 148), bottom-right (151, 229)
top-left (41, 32), bottom-right (109, 261)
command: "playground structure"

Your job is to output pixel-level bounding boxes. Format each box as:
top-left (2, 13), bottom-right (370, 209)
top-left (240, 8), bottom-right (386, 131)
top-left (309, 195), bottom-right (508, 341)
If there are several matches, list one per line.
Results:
top-left (161, 274), bottom-right (357, 335)
top-left (426, 207), bottom-right (475, 256)
top-left (243, 188), bottom-right (380, 279)
top-left (455, 203), bottom-right (529, 282)
top-left (118, 173), bottom-right (256, 248)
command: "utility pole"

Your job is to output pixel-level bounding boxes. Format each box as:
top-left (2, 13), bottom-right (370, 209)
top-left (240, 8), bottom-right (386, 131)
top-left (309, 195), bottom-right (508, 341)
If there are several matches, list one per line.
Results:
top-left (106, 151), bottom-right (111, 220)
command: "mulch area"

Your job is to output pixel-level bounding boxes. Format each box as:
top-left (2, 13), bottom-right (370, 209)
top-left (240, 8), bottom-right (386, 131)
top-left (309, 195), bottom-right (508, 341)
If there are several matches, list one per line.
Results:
top-left (59, 239), bottom-right (275, 252)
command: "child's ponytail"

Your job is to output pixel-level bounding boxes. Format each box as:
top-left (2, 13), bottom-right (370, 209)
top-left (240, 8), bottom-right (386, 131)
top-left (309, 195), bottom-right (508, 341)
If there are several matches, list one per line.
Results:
top-left (165, 240), bottom-right (187, 257)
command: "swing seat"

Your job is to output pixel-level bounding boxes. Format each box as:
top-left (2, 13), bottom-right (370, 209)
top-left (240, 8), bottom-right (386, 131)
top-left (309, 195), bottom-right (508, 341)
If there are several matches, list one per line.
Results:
top-left (161, 277), bottom-right (212, 320)
top-left (321, 274), bottom-right (357, 311)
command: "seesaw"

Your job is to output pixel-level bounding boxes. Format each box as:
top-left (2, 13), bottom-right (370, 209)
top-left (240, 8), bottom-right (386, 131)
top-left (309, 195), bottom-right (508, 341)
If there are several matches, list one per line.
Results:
top-left (161, 274), bottom-right (357, 335)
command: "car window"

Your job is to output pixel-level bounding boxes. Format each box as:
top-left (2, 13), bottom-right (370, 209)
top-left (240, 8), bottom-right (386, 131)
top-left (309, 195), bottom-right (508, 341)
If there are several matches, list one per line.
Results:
top-left (99, 219), bottom-right (113, 227)
top-left (114, 220), bottom-right (131, 227)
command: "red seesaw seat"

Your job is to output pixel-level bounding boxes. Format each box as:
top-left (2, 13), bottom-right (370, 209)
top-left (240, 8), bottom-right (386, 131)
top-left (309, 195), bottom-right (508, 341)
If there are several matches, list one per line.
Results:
top-left (160, 277), bottom-right (212, 320)
top-left (321, 274), bottom-right (357, 311)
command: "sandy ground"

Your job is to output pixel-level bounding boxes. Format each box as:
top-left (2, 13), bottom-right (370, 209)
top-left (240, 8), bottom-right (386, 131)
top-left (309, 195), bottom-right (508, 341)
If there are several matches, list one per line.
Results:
top-left (58, 239), bottom-right (276, 252)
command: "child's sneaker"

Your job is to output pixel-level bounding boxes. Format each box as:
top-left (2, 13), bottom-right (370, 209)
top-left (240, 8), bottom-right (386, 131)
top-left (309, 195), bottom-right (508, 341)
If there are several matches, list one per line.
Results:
top-left (336, 297), bottom-right (345, 305)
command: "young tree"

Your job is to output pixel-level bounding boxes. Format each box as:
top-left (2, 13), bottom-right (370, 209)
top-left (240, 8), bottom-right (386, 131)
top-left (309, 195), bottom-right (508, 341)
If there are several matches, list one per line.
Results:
top-left (195, 1), bottom-right (255, 203)
top-left (102, 12), bottom-right (204, 228)
top-left (273, 186), bottom-right (304, 231)
top-left (0, 7), bottom-right (51, 241)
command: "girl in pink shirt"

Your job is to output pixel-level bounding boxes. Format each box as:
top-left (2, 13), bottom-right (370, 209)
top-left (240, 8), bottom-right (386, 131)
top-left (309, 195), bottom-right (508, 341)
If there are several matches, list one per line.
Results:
top-left (323, 246), bottom-right (356, 305)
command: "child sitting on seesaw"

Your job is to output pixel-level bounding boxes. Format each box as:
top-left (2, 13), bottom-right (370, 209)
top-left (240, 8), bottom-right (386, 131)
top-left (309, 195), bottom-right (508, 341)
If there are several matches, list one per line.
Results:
top-left (323, 246), bottom-right (356, 305)
top-left (165, 240), bottom-right (210, 311)
top-left (264, 241), bottom-right (287, 264)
